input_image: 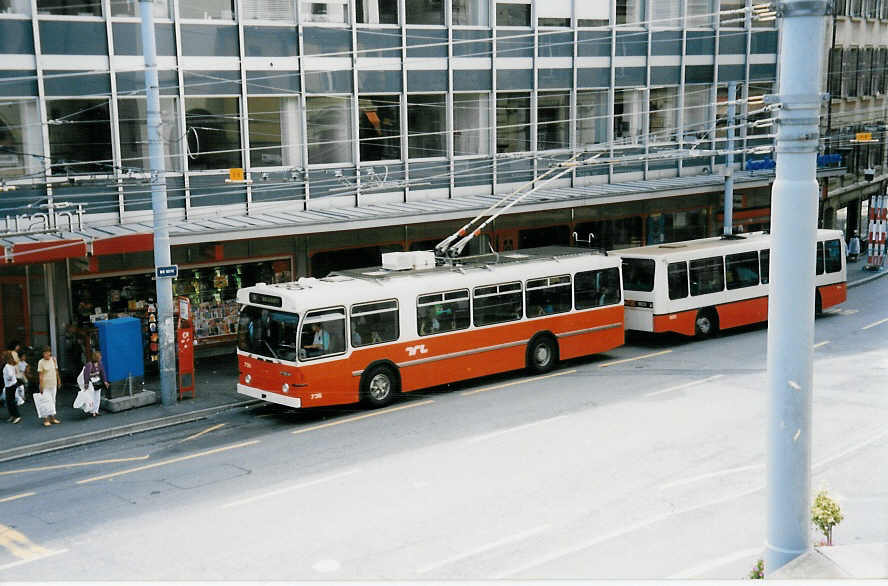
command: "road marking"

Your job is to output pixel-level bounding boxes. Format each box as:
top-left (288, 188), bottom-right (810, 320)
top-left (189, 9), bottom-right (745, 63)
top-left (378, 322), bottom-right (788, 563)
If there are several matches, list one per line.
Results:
top-left (0, 523), bottom-right (53, 562)
top-left (291, 400), bottom-right (434, 435)
top-left (461, 370), bottom-right (577, 397)
top-left (813, 340), bottom-right (830, 349)
top-left (77, 440), bottom-right (260, 485)
top-left (813, 428), bottom-right (888, 471)
top-left (418, 524), bottom-right (551, 574)
top-left (464, 415), bottom-right (568, 445)
top-left (598, 349), bottom-right (672, 368)
top-left (861, 317), bottom-right (888, 330)
top-left (221, 469), bottom-right (360, 509)
top-left (668, 547), bottom-right (762, 579)
top-left (0, 456), bottom-right (150, 476)
top-left (645, 374), bottom-right (724, 398)
top-left (0, 548), bottom-right (68, 571)
top-left (179, 423), bottom-right (226, 443)
top-left (659, 464), bottom-right (762, 490)
top-left (494, 485), bottom-right (762, 578)
top-left (0, 492), bottom-right (36, 503)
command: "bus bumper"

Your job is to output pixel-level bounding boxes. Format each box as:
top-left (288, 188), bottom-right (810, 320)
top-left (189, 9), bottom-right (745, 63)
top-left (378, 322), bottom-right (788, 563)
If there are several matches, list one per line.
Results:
top-left (238, 383), bottom-right (302, 408)
top-left (624, 307), bottom-right (654, 332)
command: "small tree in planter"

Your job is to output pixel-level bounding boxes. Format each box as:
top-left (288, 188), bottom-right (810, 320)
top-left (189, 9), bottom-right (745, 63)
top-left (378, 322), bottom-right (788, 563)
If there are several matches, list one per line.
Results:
top-left (811, 490), bottom-right (844, 546)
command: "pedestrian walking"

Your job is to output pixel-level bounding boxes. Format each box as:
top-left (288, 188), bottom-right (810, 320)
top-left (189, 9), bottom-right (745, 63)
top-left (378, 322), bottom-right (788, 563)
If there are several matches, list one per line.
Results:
top-left (78, 350), bottom-right (108, 417)
top-left (3, 351), bottom-right (22, 424)
top-left (7, 341), bottom-right (27, 388)
top-left (848, 231), bottom-right (861, 262)
top-left (36, 347), bottom-right (61, 427)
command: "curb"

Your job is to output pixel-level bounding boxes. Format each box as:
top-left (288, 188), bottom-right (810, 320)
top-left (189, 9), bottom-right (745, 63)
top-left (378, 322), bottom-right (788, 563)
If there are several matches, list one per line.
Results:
top-left (0, 399), bottom-right (260, 464)
top-left (848, 268), bottom-right (888, 288)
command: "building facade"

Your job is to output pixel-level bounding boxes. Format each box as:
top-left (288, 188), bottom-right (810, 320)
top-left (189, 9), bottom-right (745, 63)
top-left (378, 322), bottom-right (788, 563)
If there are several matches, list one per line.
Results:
top-left (0, 0), bottom-right (788, 375)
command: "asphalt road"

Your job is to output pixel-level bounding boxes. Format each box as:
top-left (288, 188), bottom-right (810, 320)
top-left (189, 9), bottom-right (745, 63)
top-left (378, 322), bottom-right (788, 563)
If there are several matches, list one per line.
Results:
top-left (2, 278), bottom-right (887, 580)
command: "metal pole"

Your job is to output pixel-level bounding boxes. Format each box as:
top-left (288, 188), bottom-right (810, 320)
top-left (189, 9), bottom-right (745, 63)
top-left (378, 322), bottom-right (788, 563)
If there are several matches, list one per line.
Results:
top-left (141, 0), bottom-right (176, 406)
top-left (765, 0), bottom-right (828, 575)
top-left (724, 81), bottom-right (737, 236)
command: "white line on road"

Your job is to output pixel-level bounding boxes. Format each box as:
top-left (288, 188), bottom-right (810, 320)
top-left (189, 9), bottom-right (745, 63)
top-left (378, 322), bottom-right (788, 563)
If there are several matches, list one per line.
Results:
top-left (460, 369), bottom-right (576, 396)
top-left (221, 469), bottom-right (360, 509)
top-left (813, 340), bottom-right (831, 349)
top-left (0, 492), bottom-right (36, 503)
top-left (598, 349), bottom-right (672, 368)
top-left (658, 463), bottom-right (762, 490)
top-left (463, 415), bottom-right (568, 445)
top-left (0, 548), bottom-right (68, 571)
top-left (180, 423), bottom-right (226, 443)
top-left (862, 317), bottom-right (888, 330)
top-left (813, 428), bottom-right (888, 471)
top-left (645, 374), bottom-right (724, 398)
top-left (668, 547), bottom-right (762, 579)
top-left (417, 524), bottom-right (551, 574)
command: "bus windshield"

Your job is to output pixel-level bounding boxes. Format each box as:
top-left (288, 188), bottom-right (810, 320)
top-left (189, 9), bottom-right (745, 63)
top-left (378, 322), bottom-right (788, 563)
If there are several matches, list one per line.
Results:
top-left (621, 258), bottom-right (655, 292)
top-left (238, 305), bottom-right (301, 361)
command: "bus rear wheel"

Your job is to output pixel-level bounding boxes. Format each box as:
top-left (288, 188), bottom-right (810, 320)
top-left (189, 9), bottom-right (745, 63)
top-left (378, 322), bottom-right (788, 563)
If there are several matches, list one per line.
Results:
top-left (527, 335), bottom-right (558, 374)
top-left (694, 309), bottom-right (719, 339)
top-left (362, 364), bottom-right (399, 408)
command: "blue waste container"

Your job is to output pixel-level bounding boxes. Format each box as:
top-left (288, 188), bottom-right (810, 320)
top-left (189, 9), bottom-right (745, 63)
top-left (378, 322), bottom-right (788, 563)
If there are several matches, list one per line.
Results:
top-left (94, 317), bottom-right (144, 383)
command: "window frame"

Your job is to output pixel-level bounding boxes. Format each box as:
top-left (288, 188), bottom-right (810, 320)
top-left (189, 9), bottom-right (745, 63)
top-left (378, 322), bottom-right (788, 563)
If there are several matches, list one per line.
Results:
top-left (349, 298), bottom-right (400, 348)
top-left (472, 281), bottom-right (523, 327)
top-left (298, 306), bottom-right (348, 361)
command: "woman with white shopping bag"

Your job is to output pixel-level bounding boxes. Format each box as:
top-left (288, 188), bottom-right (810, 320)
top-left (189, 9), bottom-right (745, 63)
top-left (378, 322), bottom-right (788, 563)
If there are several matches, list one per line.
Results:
top-left (36, 347), bottom-right (61, 427)
top-left (74, 350), bottom-right (107, 417)
top-left (3, 351), bottom-right (22, 424)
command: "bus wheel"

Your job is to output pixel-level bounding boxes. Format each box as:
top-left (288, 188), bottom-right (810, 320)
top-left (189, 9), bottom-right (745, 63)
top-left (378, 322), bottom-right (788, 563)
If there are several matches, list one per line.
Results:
top-left (694, 309), bottom-right (719, 339)
top-left (527, 335), bottom-right (558, 374)
top-left (362, 365), bottom-right (399, 408)
top-left (815, 292), bottom-right (823, 317)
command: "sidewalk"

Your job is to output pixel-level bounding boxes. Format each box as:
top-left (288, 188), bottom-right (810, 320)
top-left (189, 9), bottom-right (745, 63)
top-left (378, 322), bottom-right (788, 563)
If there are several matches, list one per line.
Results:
top-left (0, 354), bottom-right (257, 463)
top-left (2, 260), bottom-right (885, 464)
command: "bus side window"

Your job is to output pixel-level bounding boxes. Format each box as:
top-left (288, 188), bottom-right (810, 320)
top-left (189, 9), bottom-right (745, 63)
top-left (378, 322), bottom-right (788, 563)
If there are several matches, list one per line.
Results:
top-left (689, 256), bottom-right (725, 296)
top-left (816, 241), bottom-right (825, 275)
top-left (667, 262), bottom-right (688, 299)
top-left (417, 290), bottom-right (470, 336)
top-left (473, 282), bottom-right (523, 326)
top-left (760, 249), bottom-right (770, 284)
top-left (350, 299), bottom-right (399, 348)
top-left (824, 239), bottom-right (842, 273)
top-left (725, 251), bottom-right (760, 290)
top-left (525, 275), bottom-right (571, 317)
top-left (575, 268), bottom-right (621, 309)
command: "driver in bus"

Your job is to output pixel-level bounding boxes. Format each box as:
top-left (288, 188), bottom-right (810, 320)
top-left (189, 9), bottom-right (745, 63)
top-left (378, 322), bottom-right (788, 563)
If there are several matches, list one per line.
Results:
top-left (304, 323), bottom-right (331, 357)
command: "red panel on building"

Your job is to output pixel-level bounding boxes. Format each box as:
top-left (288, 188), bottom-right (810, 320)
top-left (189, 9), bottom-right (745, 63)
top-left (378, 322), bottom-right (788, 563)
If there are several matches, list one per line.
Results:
top-left (9, 239), bottom-right (87, 264)
top-left (92, 233), bottom-right (154, 256)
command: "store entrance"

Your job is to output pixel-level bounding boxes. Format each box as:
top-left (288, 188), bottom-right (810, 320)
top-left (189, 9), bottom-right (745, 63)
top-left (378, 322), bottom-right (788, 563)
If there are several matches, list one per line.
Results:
top-left (0, 277), bottom-right (29, 349)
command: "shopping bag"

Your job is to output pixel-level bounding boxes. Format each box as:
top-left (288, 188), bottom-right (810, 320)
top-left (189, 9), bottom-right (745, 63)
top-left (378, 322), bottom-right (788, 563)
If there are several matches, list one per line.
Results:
top-left (73, 389), bottom-right (94, 412)
top-left (14, 385), bottom-right (25, 406)
top-left (34, 391), bottom-right (54, 418)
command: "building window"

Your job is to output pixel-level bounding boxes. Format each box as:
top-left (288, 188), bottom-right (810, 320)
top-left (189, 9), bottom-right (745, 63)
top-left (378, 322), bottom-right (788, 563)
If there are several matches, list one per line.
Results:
top-left (536, 0), bottom-right (570, 27)
top-left (686, 0), bottom-right (714, 27)
top-left (496, 92), bottom-right (530, 153)
top-left (850, 0), bottom-right (862, 16)
top-left (877, 48), bottom-right (888, 94)
top-left (649, 1), bottom-right (679, 27)
top-left (405, 0), bottom-right (445, 25)
top-left (453, 0), bottom-right (488, 25)
top-left (577, 90), bottom-right (606, 148)
top-left (306, 96), bottom-right (353, 165)
top-left (842, 48), bottom-right (859, 98)
top-left (357, 0), bottom-right (398, 24)
top-left (719, 0), bottom-right (745, 26)
top-left (37, 0), bottom-right (102, 15)
top-left (537, 92), bottom-right (570, 151)
top-left (614, 89), bottom-right (644, 144)
top-left (0, 100), bottom-right (42, 179)
top-left (648, 87), bottom-right (678, 143)
top-left (453, 93), bottom-right (490, 156)
top-left (828, 47), bottom-right (844, 98)
top-left (111, 0), bottom-right (170, 17)
top-left (865, 0), bottom-right (877, 18)
top-left (683, 84), bottom-right (710, 141)
top-left (241, 0), bottom-right (296, 22)
top-left (118, 98), bottom-right (182, 173)
top-left (408, 94), bottom-right (447, 159)
top-left (2, 0), bottom-right (31, 14)
top-left (185, 97), bottom-right (242, 171)
top-left (615, 0), bottom-right (645, 25)
top-left (301, 0), bottom-right (349, 22)
top-left (47, 99), bottom-right (112, 175)
top-left (860, 48), bottom-right (873, 96)
top-left (359, 95), bottom-right (400, 162)
top-left (247, 97), bottom-right (303, 169)
top-left (496, 2), bottom-right (531, 26)
top-left (577, 0), bottom-right (608, 26)
top-left (179, 0), bottom-right (236, 19)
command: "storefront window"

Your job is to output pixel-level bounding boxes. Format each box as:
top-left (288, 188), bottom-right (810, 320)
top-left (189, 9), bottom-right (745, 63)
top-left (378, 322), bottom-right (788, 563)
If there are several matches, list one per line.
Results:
top-left (357, 0), bottom-right (398, 24)
top-left (453, 93), bottom-right (490, 156)
top-left (306, 96), bottom-right (353, 165)
top-left (405, 0), bottom-right (445, 24)
top-left (496, 92), bottom-right (530, 153)
top-left (0, 100), bottom-right (43, 179)
top-left (359, 95), bottom-right (401, 162)
top-left (179, 0), bottom-right (236, 20)
top-left (47, 99), bottom-right (113, 175)
top-left (37, 0), bottom-right (102, 15)
top-left (111, 0), bottom-right (171, 17)
top-left (537, 92), bottom-right (570, 151)
top-left (408, 94), bottom-right (446, 159)
top-left (247, 97), bottom-right (303, 169)
top-left (185, 97), bottom-right (242, 171)
top-left (1, 0), bottom-right (31, 14)
top-left (302, 0), bottom-right (349, 23)
top-left (118, 98), bottom-right (182, 173)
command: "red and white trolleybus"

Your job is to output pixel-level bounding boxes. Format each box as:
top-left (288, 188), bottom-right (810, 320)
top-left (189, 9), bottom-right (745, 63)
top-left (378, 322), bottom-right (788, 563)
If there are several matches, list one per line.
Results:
top-left (236, 247), bottom-right (624, 409)
top-left (613, 229), bottom-right (847, 338)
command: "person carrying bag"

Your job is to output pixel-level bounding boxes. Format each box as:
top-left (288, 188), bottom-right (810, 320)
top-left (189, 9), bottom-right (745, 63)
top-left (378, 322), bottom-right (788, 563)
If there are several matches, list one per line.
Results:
top-left (74, 350), bottom-right (107, 417)
top-left (3, 351), bottom-right (22, 424)
top-left (36, 347), bottom-right (61, 427)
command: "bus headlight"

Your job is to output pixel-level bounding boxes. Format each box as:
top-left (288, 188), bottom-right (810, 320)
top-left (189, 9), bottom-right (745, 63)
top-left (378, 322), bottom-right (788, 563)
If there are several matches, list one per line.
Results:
top-left (245, 374), bottom-right (252, 384)
top-left (282, 383), bottom-right (290, 394)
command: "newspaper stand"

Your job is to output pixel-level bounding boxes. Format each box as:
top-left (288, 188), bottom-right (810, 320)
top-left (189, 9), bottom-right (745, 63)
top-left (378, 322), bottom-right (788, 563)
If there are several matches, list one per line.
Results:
top-left (865, 194), bottom-right (887, 271)
top-left (176, 296), bottom-right (196, 399)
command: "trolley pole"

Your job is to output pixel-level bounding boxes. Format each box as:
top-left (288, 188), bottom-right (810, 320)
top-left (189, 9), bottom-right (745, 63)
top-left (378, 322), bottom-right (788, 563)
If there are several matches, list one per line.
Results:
top-left (765, 0), bottom-right (828, 574)
top-left (141, 0), bottom-right (176, 406)
top-left (723, 81), bottom-right (737, 236)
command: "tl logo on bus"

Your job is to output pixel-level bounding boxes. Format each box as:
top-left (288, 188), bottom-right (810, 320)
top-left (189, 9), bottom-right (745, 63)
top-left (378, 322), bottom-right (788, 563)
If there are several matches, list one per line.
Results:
top-left (406, 344), bottom-right (429, 357)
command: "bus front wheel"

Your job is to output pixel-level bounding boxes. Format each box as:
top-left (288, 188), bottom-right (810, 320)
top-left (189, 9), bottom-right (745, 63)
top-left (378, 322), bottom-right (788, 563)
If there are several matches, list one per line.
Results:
top-left (362, 364), bottom-right (399, 408)
top-left (694, 309), bottom-right (719, 339)
top-left (527, 335), bottom-right (558, 374)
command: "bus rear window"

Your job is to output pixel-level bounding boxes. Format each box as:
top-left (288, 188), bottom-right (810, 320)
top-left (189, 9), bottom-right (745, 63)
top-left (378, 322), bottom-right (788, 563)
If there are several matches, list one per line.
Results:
top-left (238, 306), bottom-right (300, 361)
top-left (621, 258), bottom-right (655, 292)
